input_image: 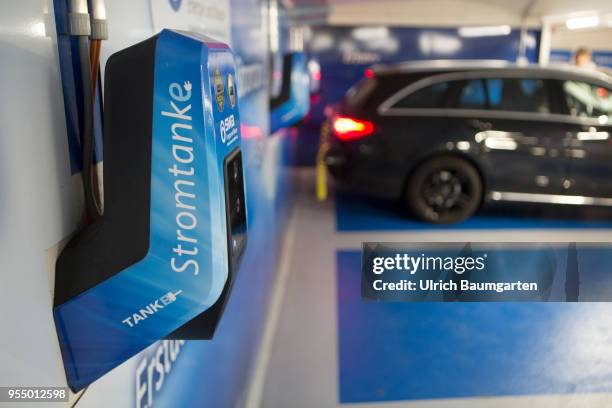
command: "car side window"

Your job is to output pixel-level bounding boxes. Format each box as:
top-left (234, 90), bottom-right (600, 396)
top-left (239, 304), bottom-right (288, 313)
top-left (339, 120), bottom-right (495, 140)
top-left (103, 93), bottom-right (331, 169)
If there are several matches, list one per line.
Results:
top-left (486, 78), bottom-right (550, 113)
top-left (563, 80), bottom-right (612, 119)
top-left (393, 81), bottom-right (451, 108)
top-left (456, 79), bottom-right (486, 109)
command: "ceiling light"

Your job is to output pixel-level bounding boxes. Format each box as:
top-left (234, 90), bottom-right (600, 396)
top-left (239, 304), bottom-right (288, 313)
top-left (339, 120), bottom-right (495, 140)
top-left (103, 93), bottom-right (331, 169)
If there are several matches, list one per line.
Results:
top-left (566, 15), bottom-right (600, 30)
top-left (458, 25), bottom-right (511, 37)
top-left (352, 27), bottom-right (389, 41)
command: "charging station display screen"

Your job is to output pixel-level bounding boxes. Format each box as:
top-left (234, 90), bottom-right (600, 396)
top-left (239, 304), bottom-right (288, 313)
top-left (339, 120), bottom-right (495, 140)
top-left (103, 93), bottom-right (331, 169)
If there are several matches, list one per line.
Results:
top-left (224, 149), bottom-right (247, 272)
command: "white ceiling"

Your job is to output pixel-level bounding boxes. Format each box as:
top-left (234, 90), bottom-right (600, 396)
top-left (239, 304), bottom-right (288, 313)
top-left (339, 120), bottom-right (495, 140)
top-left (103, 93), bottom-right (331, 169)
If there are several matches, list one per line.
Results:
top-left (283, 0), bottom-right (612, 27)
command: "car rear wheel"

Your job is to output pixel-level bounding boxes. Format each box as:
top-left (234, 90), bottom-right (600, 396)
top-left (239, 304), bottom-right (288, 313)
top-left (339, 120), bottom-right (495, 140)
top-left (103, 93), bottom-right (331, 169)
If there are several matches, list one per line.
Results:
top-left (404, 156), bottom-right (482, 224)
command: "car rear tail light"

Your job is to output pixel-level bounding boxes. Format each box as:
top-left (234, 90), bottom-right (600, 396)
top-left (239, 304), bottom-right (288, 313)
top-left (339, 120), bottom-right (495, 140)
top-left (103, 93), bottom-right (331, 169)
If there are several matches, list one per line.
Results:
top-left (331, 116), bottom-right (375, 141)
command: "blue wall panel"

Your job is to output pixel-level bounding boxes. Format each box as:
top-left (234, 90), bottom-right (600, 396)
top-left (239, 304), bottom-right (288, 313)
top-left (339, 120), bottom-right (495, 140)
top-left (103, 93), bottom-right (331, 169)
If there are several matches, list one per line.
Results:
top-left (551, 49), bottom-right (612, 68)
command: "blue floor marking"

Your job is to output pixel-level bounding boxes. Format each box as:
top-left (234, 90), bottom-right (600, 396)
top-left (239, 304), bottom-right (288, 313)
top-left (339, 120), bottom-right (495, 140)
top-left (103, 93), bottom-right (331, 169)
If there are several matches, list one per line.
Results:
top-left (336, 192), bottom-right (612, 231)
top-left (337, 249), bottom-right (612, 403)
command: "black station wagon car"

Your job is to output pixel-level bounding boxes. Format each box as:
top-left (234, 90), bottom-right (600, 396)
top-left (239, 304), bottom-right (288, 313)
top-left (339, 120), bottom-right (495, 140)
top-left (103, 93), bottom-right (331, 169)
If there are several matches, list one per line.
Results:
top-left (325, 61), bottom-right (612, 223)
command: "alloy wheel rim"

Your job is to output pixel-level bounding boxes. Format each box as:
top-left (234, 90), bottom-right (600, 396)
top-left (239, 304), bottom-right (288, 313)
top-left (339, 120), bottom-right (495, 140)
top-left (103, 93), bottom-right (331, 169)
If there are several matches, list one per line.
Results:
top-left (421, 168), bottom-right (473, 219)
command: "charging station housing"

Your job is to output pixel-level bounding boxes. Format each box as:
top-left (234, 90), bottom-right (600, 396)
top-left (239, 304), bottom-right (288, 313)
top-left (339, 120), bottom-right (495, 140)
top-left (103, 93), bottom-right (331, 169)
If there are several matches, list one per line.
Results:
top-left (53, 29), bottom-right (247, 391)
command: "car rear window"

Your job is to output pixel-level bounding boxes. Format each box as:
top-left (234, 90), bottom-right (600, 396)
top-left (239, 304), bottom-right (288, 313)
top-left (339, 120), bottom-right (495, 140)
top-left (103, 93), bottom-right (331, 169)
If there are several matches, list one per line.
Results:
top-left (345, 78), bottom-right (378, 109)
top-left (393, 81), bottom-right (451, 108)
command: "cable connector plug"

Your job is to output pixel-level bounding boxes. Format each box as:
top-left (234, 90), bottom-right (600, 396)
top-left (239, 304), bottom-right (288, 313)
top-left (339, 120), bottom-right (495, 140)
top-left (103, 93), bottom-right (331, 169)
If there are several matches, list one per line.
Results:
top-left (91, 19), bottom-right (108, 40)
top-left (90, 0), bottom-right (108, 40)
top-left (68, 12), bottom-right (91, 36)
top-left (68, 0), bottom-right (90, 36)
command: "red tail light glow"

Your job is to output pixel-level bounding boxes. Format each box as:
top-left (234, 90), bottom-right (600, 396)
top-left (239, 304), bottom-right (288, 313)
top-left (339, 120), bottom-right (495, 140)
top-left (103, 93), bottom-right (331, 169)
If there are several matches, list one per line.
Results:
top-left (331, 116), bottom-right (375, 141)
top-left (597, 86), bottom-right (609, 98)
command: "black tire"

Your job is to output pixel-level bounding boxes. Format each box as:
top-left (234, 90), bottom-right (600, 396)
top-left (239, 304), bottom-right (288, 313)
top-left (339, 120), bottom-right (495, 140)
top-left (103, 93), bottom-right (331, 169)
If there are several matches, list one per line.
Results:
top-left (404, 156), bottom-right (482, 224)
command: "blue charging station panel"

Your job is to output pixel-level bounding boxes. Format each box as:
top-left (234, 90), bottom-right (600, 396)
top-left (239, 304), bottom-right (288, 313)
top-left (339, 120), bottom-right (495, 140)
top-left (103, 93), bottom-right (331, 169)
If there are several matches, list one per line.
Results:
top-left (270, 52), bottom-right (310, 133)
top-left (53, 30), bottom-right (247, 391)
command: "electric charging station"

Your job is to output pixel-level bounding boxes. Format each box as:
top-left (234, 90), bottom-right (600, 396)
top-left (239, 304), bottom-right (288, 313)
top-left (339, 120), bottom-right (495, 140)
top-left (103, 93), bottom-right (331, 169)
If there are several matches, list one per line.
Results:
top-left (270, 52), bottom-right (310, 133)
top-left (53, 29), bottom-right (247, 391)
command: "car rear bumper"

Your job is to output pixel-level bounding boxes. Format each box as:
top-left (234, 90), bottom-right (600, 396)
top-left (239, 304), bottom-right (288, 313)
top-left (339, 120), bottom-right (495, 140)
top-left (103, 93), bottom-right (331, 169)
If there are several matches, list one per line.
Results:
top-left (325, 146), bottom-right (404, 200)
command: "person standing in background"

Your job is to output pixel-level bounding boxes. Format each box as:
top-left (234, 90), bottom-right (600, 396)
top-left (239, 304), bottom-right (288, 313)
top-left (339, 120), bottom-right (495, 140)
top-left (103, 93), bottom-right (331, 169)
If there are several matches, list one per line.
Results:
top-left (574, 47), bottom-right (597, 69)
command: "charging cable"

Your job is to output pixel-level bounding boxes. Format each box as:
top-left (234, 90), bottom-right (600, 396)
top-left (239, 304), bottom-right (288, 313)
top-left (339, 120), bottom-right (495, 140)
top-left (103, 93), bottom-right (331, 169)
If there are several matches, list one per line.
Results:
top-left (89, 0), bottom-right (107, 97)
top-left (69, 0), bottom-right (103, 222)
top-left (89, 0), bottom-right (108, 214)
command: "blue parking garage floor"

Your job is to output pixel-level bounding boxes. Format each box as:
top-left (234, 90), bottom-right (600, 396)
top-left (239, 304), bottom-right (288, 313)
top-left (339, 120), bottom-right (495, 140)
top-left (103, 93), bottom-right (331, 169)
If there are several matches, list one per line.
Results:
top-left (336, 192), bottom-right (612, 232)
top-left (259, 171), bottom-right (612, 408)
top-left (337, 249), bottom-right (612, 403)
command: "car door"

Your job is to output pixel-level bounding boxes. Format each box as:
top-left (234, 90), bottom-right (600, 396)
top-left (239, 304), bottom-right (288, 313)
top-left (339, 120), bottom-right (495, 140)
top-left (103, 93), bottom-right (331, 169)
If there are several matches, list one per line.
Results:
top-left (375, 76), bottom-right (458, 174)
top-left (452, 76), bottom-right (568, 195)
top-left (557, 79), bottom-right (612, 198)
